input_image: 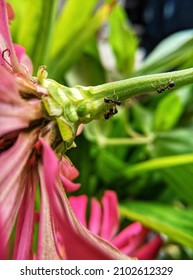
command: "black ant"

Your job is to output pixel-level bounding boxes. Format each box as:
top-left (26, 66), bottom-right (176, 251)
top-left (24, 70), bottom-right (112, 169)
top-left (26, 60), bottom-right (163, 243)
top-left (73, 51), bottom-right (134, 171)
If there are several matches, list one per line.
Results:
top-left (104, 96), bottom-right (121, 106)
top-left (104, 96), bottom-right (121, 119)
top-left (156, 81), bottom-right (175, 94)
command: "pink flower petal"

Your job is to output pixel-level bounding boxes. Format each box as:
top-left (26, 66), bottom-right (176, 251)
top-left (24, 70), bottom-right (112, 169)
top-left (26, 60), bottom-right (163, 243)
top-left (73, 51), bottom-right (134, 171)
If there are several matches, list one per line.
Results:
top-left (39, 137), bottom-right (81, 213)
top-left (14, 44), bottom-right (33, 74)
top-left (0, 115), bottom-right (30, 137)
top-left (13, 169), bottom-right (38, 260)
top-left (0, 216), bottom-right (8, 259)
top-left (39, 137), bottom-right (59, 184)
top-left (6, 2), bottom-right (15, 22)
top-left (55, 184), bottom-right (128, 260)
top-left (0, 66), bottom-right (41, 136)
top-left (76, 124), bottom-right (84, 136)
top-left (0, 65), bottom-right (20, 103)
top-left (60, 174), bottom-right (81, 192)
top-left (88, 198), bottom-right (102, 235)
top-left (41, 141), bottom-right (128, 259)
top-left (112, 222), bottom-right (149, 255)
top-left (0, 130), bottom-right (38, 243)
top-left (37, 164), bottom-right (59, 260)
top-left (133, 235), bottom-right (163, 260)
top-left (59, 156), bottom-right (79, 181)
top-left (100, 191), bottom-right (120, 241)
top-left (69, 195), bottom-right (88, 228)
top-left (59, 157), bottom-right (80, 192)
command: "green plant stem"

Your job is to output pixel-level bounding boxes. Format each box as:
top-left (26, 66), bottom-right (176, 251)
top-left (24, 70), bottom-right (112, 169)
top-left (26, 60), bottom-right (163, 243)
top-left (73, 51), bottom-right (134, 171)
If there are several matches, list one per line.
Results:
top-left (123, 154), bottom-right (193, 178)
top-left (88, 68), bottom-right (193, 101)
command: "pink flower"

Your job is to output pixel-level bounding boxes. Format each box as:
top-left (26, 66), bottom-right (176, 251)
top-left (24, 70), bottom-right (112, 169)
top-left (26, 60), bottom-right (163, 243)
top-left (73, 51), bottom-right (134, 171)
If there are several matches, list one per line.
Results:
top-left (69, 191), bottom-right (163, 260)
top-left (0, 0), bottom-right (128, 260)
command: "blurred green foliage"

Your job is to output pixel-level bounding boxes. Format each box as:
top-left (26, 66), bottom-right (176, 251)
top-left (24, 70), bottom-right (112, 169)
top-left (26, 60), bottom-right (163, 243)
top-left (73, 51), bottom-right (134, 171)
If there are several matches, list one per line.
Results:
top-left (9, 0), bottom-right (193, 259)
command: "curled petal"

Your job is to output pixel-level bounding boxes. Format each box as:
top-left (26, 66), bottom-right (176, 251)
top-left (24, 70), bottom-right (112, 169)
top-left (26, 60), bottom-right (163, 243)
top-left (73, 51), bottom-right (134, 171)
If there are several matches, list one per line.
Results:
top-left (59, 156), bottom-right (80, 192)
top-left (133, 235), bottom-right (163, 260)
top-left (59, 157), bottom-right (79, 181)
top-left (112, 222), bottom-right (149, 255)
top-left (100, 191), bottom-right (119, 241)
top-left (60, 174), bottom-right (81, 192)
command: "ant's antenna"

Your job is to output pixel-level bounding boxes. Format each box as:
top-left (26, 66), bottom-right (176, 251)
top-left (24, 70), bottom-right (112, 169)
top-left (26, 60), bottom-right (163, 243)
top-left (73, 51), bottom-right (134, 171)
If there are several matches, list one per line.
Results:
top-left (1, 48), bottom-right (12, 67)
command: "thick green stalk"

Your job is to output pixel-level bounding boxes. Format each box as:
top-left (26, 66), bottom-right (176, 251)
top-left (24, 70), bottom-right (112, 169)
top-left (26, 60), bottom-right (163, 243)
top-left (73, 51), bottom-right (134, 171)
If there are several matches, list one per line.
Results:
top-left (87, 68), bottom-right (193, 101)
top-left (37, 67), bottom-right (193, 152)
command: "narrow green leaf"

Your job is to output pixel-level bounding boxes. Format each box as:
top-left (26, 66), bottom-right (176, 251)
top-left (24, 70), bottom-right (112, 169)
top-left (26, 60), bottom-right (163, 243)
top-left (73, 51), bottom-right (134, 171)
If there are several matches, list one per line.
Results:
top-left (10, 0), bottom-right (58, 72)
top-left (134, 29), bottom-right (193, 75)
top-left (49, 2), bottom-right (115, 78)
top-left (120, 201), bottom-right (193, 249)
top-left (123, 154), bottom-right (193, 178)
top-left (152, 128), bottom-right (193, 204)
top-left (51, 0), bottom-right (98, 58)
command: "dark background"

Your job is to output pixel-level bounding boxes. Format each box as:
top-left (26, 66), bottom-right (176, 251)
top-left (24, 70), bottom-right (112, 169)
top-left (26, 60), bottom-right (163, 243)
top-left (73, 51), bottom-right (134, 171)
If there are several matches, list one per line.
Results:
top-left (124, 0), bottom-right (193, 53)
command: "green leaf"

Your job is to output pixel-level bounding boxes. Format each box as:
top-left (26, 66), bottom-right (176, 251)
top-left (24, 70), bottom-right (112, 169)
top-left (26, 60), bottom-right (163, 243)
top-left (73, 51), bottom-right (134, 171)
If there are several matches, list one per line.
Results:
top-left (163, 166), bottom-right (193, 205)
top-left (51, 0), bottom-right (98, 58)
top-left (154, 128), bottom-right (193, 155)
top-left (120, 201), bottom-right (193, 249)
top-left (123, 154), bottom-right (193, 178)
top-left (153, 128), bottom-right (193, 205)
top-left (96, 149), bottom-right (126, 183)
top-left (108, 4), bottom-right (138, 75)
top-left (65, 52), bottom-right (106, 86)
top-left (134, 29), bottom-right (193, 75)
top-left (154, 92), bottom-right (184, 131)
top-left (49, 2), bottom-right (115, 78)
top-left (10, 0), bottom-right (57, 72)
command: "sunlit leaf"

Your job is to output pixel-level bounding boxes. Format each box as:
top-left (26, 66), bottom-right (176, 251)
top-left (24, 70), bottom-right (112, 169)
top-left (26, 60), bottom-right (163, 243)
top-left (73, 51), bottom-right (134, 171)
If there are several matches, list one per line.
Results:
top-left (51, 0), bottom-right (98, 58)
top-left (163, 166), bottom-right (193, 205)
top-left (120, 201), bottom-right (193, 249)
top-left (9, 0), bottom-right (57, 72)
top-left (134, 29), bottom-right (193, 75)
